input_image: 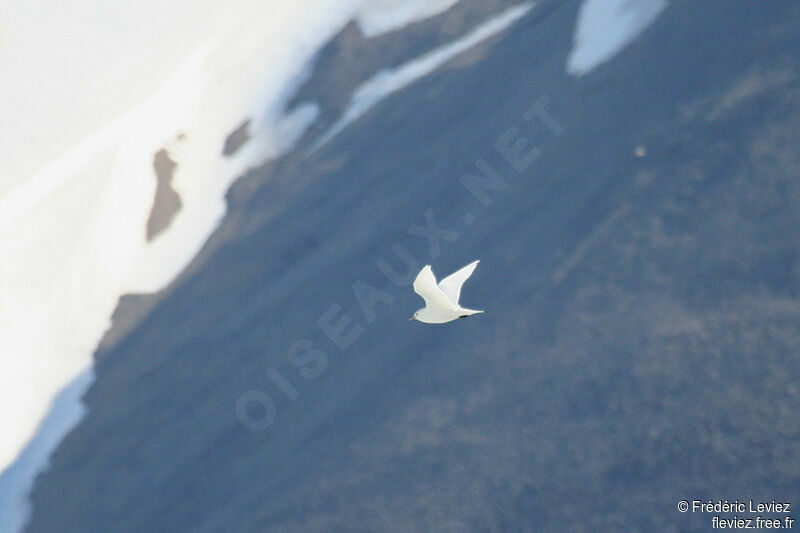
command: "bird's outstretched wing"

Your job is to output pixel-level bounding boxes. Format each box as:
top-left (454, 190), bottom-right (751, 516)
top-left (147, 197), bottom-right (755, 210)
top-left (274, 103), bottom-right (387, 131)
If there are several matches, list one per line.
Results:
top-left (438, 260), bottom-right (479, 305)
top-left (413, 265), bottom-right (455, 310)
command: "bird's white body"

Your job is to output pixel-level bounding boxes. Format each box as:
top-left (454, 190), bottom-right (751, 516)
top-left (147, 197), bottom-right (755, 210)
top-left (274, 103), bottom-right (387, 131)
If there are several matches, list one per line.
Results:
top-left (410, 260), bottom-right (483, 324)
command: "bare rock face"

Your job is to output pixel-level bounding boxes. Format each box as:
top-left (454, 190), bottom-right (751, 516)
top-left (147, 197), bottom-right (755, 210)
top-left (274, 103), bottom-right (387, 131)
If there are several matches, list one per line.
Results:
top-left (222, 120), bottom-right (251, 157)
top-left (146, 147), bottom-right (182, 242)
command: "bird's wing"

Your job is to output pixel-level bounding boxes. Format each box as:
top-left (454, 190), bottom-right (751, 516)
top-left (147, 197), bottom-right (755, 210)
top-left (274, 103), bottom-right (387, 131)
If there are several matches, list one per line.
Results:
top-left (438, 260), bottom-right (479, 305)
top-left (413, 265), bottom-right (455, 310)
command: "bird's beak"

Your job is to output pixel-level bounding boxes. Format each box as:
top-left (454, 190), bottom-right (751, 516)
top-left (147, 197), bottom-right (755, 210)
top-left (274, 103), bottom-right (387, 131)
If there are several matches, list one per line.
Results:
top-left (408, 316), bottom-right (414, 321)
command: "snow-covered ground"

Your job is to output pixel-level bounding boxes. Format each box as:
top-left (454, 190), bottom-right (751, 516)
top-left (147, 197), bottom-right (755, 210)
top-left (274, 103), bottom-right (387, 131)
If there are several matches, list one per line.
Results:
top-left (567, 0), bottom-right (668, 75)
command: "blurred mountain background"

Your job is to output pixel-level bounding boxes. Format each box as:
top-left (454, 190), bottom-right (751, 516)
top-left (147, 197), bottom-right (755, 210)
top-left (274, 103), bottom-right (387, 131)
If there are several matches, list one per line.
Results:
top-left (24, 0), bottom-right (800, 531)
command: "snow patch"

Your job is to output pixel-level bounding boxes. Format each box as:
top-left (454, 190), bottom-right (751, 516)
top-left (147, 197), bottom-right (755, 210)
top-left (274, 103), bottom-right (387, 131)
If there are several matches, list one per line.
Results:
top-left (310, 3), bottom-right (535, 152)
top-left (567, 0), bottom-right (667, 76)
top-left (356, 0), bottom-right (460, 37)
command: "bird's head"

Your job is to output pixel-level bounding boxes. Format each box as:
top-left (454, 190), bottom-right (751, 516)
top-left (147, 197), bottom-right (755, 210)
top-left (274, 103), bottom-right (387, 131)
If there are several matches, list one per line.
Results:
top-left (409, 311), bottom-right (420, 321)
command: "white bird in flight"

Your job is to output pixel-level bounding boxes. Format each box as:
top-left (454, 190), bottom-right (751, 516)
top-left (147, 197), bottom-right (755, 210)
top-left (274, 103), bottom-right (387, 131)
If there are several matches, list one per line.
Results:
top-left (410, 260), bottom-right (483, 323)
